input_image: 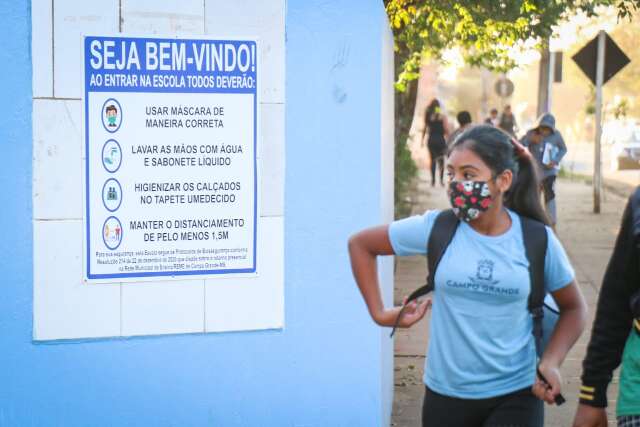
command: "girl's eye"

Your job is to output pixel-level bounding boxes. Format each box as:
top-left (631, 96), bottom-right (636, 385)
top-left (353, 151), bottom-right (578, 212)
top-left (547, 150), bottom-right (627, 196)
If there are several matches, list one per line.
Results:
top-left (463, 173), bottom-right (475, 180)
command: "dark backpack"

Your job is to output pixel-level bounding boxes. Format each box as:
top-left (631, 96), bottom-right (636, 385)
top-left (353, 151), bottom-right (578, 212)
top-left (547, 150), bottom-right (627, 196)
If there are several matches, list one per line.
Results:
top-left (390, 209), bottom-right (559, 358)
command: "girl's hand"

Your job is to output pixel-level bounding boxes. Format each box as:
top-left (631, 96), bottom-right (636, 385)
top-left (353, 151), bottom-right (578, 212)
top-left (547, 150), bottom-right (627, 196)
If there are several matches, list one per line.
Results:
top-left (376, 296), bottom-right (432, 328)
top-left (399, 296), bottom-right (432, 327)
top-left (532, 363), bottom-right (562, 404)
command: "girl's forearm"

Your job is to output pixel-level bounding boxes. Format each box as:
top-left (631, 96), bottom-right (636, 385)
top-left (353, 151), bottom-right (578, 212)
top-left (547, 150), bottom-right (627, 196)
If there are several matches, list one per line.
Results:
top-left (348, 237), bottom-right (385, 323)
top-left (541, 305), bottom-right (587, 368)
top-left (348, 226), bottom-right (396, 325)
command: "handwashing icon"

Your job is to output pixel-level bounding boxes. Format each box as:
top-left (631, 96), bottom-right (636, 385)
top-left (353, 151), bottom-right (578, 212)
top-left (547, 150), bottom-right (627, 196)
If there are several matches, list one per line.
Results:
top-left (104, 147), bottom-right (118, 165)
top-left (101, 140), bottom-right (122, 173)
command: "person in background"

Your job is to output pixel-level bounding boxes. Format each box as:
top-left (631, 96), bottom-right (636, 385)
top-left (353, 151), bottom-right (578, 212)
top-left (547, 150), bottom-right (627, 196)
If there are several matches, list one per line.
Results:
top-left (520, 113), bottom-right (567, 226)
top-left (499, 105), bottom-right (518, 137)
top-left (572, 188), bottom-right (640, 427)
top-left (423, 99), bottom-right (450, 187)
top-left (484, 108), bottom-right (499, 126)
top-left (447, 111), bottom-right (473, 147)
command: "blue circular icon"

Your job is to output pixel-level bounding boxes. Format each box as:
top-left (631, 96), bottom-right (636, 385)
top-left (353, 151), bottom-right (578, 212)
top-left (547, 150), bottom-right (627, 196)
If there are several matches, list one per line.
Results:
top-left (102, 216), bottom-right (123, 250)
top-left (102, 98), bottom-right (123, 133)
top-left (101, 139), bottom-right (122, 173)
top-left (102, 178), bottom-right (122, 212)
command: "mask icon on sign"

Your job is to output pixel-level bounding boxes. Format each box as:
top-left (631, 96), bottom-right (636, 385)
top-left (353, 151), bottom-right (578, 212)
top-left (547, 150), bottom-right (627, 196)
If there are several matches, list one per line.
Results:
top-left (105, 104), bottom-right (118, 127)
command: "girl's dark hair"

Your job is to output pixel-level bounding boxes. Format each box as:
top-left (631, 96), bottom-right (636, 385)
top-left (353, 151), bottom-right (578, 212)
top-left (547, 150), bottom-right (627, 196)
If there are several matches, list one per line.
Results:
top-left (426, 99), bottom-right (440, 122)
top-left (449, 124), bottom-right (550, 225)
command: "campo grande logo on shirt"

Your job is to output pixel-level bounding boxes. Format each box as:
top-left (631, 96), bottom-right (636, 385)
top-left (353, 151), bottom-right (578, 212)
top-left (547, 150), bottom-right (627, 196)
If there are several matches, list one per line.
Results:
top-left (445, 259), bottom-right (521, 296)
top-left (471, 259), bottom-right (499, 285)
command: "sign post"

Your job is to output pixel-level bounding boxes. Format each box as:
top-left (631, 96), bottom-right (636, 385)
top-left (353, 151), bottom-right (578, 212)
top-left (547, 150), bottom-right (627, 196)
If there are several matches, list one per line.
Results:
top-left (83, 35), bottom-right (259, 281)
top-left (572, 31), bottom-right (630, 213)
top-left (594, 31), bottom-right (605, 214)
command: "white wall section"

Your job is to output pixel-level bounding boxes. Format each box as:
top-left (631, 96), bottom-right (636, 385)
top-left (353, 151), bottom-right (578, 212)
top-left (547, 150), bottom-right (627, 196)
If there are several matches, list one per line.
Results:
top-left (32, 0), bottom-right (53, 97)
top-left (379, 14), bottom-right (395, 427)
top-left (205, 0), bottom-right (285, 104)
top-left (32, 0), bottom-right (285, 340)
top-left (54, 0), bottom-right (119, 98)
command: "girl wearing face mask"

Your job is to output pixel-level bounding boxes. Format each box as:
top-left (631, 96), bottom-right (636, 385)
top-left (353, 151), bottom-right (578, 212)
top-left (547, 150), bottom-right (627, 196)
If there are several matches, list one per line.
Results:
top-left (348, 125), bottom-right (587, 427)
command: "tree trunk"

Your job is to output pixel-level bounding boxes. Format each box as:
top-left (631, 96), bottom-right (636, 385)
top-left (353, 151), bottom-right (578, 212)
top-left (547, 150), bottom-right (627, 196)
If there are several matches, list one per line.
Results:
top-left (394, 78), bottom-right (419, 144)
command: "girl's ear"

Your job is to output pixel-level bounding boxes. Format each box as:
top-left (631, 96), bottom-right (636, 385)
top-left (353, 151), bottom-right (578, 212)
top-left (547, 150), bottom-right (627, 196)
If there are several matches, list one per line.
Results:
top-left (496, 169), bottom-right (513, 194)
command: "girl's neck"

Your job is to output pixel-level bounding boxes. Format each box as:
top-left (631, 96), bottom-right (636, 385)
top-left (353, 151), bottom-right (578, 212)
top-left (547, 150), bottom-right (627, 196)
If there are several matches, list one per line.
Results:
top-left (468, 203), bottom-right (511, 236)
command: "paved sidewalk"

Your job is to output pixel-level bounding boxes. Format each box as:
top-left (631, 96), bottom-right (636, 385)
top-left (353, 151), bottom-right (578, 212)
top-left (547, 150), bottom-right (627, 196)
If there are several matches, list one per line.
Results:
top-left (391, 172), bottom-right (630, 427)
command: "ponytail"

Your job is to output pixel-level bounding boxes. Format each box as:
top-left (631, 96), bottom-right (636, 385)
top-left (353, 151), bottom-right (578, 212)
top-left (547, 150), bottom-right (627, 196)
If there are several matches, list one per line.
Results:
top-left (505, 153), bottom-right (550, 225)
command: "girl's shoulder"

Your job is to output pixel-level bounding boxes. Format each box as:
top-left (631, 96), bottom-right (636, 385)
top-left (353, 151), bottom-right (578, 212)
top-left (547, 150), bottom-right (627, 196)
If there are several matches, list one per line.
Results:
top-left (388, 210), bottom-right (443, 256)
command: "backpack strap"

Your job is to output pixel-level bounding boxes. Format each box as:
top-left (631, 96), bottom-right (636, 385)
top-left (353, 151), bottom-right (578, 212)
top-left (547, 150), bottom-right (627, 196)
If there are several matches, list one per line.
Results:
top-left (520, 215), bottom-right (548, 355)
top-left (427, 209), bottom-right (460, 292)
top-left (390, 210), bottom-right (459, 337)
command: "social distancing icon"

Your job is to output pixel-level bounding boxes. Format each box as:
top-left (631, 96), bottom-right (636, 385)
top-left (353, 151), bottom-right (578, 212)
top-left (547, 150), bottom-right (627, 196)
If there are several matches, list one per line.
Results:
top-left (102, 216), bottom-right (123, 250)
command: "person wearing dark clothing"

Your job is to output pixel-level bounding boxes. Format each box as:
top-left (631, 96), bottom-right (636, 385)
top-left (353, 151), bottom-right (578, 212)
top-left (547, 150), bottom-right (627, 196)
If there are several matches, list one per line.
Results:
top-left (424, 99), bottom-right (449, 187)
top-left (520, 113), bottom-right (567, 226)
top-left (499, 105), bottom-right (518, 137)
top-left (572, 189), bottom-right (640, 427)
top-left (447, 111), bottom-right (473, 147)
top-left (484, 108), bottom-right (499, 126)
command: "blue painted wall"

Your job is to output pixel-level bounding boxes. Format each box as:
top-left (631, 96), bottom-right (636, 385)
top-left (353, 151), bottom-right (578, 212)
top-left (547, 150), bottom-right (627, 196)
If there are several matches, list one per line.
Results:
top-left (0, 0), bottom-right (391, 425)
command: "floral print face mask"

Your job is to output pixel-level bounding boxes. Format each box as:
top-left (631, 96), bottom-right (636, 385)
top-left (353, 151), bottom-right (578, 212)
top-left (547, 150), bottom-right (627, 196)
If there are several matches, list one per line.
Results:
top-left (448, 180), bottom-right (493, 222)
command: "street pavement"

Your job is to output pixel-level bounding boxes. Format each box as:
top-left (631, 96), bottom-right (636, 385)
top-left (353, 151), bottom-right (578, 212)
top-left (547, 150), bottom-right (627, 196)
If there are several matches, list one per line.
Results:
top-left (563, 141), bottom-right (640, 190)
top-left (391, 171), bottom-right (632, 427)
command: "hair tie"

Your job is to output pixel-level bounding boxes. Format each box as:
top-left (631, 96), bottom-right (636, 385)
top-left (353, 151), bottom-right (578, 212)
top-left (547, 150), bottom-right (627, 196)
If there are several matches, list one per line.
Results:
top-left (510, 138), bottom-right (531, 161)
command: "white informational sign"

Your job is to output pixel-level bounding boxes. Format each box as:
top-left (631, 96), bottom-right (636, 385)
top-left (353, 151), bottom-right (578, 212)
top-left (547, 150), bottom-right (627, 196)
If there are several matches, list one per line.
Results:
top-left (83, 35), bottom-right (259, 281)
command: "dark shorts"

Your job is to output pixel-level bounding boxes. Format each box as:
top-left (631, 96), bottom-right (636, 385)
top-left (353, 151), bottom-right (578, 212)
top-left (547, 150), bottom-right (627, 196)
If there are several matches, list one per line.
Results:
top-left (422, 386), bottom-right (543, 427)
top-left (619, 416), bottom-right (640, 427)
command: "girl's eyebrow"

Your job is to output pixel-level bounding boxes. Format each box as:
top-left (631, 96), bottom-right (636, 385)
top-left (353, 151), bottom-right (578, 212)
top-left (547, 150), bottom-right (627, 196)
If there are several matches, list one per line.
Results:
top-left (447, 164), bottom-right (480, 171)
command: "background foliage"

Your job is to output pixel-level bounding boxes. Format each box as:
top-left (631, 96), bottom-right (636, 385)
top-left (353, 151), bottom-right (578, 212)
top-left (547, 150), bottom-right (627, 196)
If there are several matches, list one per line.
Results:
top-left (386, 0), bottom-right (640, 217)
